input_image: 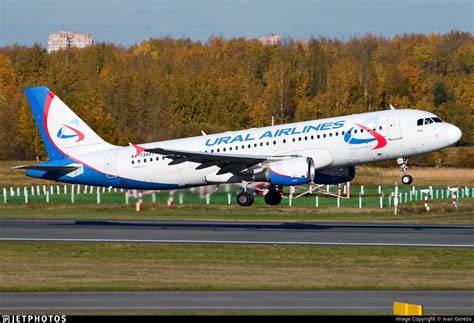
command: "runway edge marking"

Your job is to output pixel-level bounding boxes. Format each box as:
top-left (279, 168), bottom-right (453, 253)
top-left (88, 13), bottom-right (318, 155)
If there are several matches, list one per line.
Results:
top-left (1, 237), bottom-right (473, 248)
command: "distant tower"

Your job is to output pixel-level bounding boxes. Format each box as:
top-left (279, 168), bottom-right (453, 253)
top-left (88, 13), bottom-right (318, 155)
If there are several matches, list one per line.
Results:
top-left (47, 30), bottom-right (93, 53)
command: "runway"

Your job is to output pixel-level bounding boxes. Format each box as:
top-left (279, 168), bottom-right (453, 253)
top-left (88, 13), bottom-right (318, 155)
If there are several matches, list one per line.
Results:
top-left (0, 219), bottom-right (473, 247)
top-left (1, 291), bottom-right (473, 314)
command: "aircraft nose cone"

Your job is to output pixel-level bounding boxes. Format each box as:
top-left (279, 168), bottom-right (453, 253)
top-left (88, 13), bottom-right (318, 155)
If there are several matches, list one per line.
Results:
top-left (446, 124), bottom-right (462, 145)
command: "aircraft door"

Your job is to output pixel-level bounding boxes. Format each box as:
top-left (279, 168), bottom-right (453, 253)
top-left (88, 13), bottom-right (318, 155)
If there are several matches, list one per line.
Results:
top-left (388, 115), bottom-right (402, 140)
top-left (105, 154), bottom-right (118, 178)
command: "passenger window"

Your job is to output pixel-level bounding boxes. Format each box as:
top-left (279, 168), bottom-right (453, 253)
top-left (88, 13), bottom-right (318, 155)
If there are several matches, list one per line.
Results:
top-left (323, 134), bottom-right (326, 138)
top-left (156, 157), bottom-right (159, 161)
top-left (283, 139), bottom-right (286, 144)
top-left (131, 160), bottom-right (134, 164)
top-left (223, 148), bottom-right (226, 152)
top-left (273, 140), bottom-right (276, 145)
top-left (317, 135), bottom-right (320, 139)
top-left (341, 131), bottom-right (345, 135)
top-left (417, 119), bottom-right (423, 126)
top-left (310, 135), bottom-right (314, 140)
top-left (425, 118), bottom-right (433, 125)
top-left (266, 142), bottom-right (269, 146)
top-left (292, 138), bottom-right (296, 142)
top-left (329, 133), bottom-right (332, 137)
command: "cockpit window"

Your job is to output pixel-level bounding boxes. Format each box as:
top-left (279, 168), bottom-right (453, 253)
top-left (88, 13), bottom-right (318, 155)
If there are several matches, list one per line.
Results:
top-left (418, 117), bottom-right (443, 126)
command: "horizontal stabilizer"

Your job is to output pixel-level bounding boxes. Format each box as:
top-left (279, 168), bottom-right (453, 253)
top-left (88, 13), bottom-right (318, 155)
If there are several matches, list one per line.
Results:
top-left (13, 165), bottom-right (79, 174)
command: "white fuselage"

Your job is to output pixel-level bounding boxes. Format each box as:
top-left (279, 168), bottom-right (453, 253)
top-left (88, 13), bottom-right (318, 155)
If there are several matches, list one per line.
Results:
top-left (74, 109), bottom-right (460, 188)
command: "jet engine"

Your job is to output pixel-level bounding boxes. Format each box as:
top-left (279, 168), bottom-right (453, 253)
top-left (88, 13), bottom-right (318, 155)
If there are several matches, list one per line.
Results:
top-left (253, 157), bottom-right (315, 186)
top-left (313, 166), bottom-right (356, 184)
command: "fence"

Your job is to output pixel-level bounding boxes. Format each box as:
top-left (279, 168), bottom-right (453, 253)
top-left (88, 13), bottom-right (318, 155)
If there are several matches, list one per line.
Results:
top-left (2, 183), bottom-right (473, 210)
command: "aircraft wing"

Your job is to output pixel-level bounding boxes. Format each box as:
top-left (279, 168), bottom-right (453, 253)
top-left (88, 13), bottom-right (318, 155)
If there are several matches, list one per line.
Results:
top-left (145, 147), bottom-right (296, 174)
top-left (13, 165), bottom-right (79, 174)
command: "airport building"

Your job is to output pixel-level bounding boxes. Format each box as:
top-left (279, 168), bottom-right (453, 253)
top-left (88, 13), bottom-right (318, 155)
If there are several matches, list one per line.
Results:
top-left (47, 30), bottom-right (93, 53)
top-left (258, 34), bottom-right (281, 46)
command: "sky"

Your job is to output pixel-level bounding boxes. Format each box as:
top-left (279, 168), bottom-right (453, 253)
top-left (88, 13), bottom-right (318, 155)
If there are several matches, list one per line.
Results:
top-left (1, 0), bottom-right (473, 47)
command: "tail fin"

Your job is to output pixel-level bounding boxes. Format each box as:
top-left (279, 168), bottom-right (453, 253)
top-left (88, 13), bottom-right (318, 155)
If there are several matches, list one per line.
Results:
top-left (24, 86), bottom-right (115, 160)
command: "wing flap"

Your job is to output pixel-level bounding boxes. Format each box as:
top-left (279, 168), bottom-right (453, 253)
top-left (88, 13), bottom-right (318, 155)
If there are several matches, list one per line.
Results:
top-left (145, 147), bottom-right (269, 164)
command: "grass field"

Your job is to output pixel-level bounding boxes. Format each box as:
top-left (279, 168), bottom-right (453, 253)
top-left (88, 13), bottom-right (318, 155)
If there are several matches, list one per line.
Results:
top-left (1, 242), bottom-right (473, 292)
top-left (2, 171), bottom-right (474, 223)
top-left (1, 199), bottom-right (474, 223)
top-left (354, 166), bottom-right (474, 186)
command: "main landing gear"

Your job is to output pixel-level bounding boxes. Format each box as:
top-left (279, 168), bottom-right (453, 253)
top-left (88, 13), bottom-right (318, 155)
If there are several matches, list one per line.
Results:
top-left (397, 157), bottom-right (413, 185)
top-left (236, 187), bottom-right (282, 207)
top-left (264, 189), bottom-right (282, 206)
top-left (236, 191), bottom-right (254, 206)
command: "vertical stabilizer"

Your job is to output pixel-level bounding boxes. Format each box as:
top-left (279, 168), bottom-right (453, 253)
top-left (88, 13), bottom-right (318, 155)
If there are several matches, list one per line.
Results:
top-left (24, 86), bottom-right (115, 160)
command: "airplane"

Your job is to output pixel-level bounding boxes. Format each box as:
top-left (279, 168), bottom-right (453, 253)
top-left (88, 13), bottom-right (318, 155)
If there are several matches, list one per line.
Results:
top-left (16, 86), bottom-right (462, 206)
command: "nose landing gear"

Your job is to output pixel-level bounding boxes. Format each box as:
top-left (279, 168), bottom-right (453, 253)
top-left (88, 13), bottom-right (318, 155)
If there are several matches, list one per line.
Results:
top-left (397, 157), bottom-right (413, 185)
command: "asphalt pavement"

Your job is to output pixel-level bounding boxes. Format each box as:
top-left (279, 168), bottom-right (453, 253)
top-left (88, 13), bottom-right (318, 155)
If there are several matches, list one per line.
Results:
top-left (1, 219), bottom-right (473, 247)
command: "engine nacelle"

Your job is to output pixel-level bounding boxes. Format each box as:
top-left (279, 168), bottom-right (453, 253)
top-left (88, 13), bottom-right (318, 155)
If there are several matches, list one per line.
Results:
top-left (314, 166), bottom-right (356, 184)
top-left (254, 157), bottom-right (315, 186)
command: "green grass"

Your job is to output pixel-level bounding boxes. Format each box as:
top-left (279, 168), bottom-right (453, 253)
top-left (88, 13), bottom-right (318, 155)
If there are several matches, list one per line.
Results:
top-left (1, 197), bottom-right (473, 224)
top-left (0, 199), bottom-right (474, 224)
top-left (2, 182), bottom-right (474, 224)
top-left (1, 242), bottom-right (473, 292)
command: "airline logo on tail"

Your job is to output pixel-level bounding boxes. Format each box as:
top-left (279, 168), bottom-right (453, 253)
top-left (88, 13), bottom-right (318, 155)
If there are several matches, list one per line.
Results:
top-left (56, 121), bottom-right (85, 142)
top-left (344, 117), bottom-right (387, 150)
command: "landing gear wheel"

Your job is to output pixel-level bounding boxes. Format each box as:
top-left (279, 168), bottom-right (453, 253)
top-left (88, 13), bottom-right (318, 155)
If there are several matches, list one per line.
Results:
top-left (397, 157), bottom-right (413, 185)
top-left (401, 175), bottom-right (413, 185)
top-left (236, 191), bottom-right (254, 206)
top-left (264, 191), bottom-right (282, 205)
